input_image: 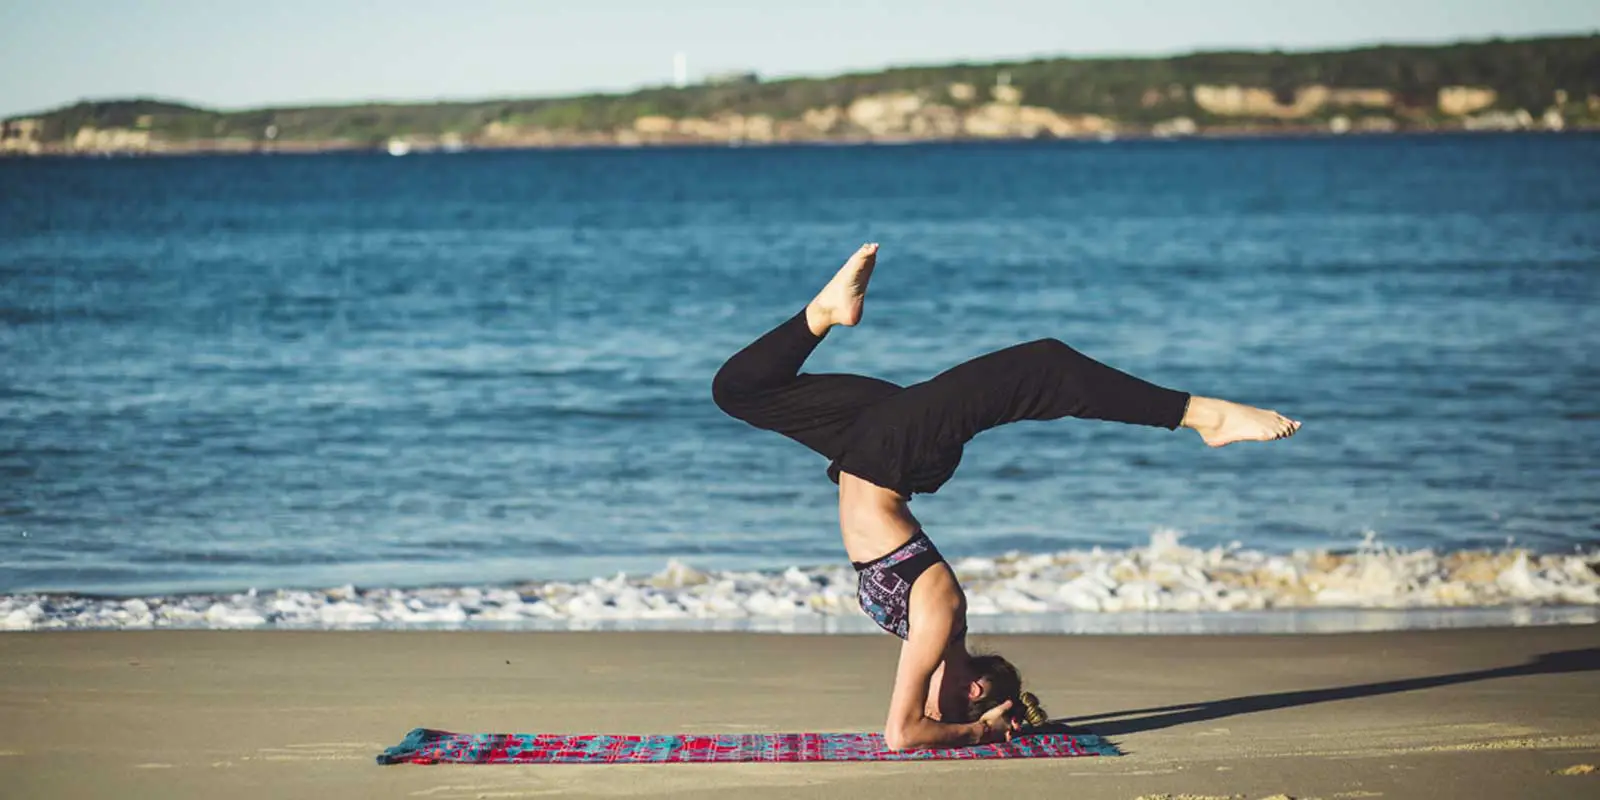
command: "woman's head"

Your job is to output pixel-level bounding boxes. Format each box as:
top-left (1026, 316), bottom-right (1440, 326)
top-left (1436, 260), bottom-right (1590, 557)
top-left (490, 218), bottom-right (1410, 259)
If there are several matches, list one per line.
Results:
top-left (964, 653), bottom-right (1049, 728)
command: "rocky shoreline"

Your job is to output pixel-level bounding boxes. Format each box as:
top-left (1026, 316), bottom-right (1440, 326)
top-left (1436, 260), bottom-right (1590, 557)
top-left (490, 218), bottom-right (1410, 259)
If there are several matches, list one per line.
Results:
top-left (4, 115), bottom-right (1591, 160)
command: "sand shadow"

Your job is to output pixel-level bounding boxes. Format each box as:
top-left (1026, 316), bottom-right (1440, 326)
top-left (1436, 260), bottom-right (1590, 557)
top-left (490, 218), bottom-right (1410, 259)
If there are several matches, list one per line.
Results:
top-left (1057, 647), bottom-right (1599, 737)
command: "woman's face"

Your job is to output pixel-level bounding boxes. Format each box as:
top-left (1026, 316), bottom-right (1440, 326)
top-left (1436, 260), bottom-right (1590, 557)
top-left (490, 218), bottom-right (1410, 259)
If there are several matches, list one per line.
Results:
top-left (926, 660), bottom-right (988, 721)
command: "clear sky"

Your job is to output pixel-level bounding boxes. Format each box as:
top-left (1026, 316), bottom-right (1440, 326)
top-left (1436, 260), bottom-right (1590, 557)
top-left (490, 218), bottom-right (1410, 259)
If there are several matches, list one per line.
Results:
top-left (2, 0), bottom-right (1597, 118)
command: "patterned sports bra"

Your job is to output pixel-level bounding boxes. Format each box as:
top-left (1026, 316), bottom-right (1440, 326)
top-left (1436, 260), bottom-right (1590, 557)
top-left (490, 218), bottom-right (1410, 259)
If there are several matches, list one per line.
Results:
top-left (852, 530), bottom-right (965, 641)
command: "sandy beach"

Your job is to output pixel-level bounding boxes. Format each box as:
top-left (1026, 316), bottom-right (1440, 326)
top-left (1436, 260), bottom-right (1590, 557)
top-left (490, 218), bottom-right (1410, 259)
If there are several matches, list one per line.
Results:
top-left (2, 625), bottom-right (1597, 799)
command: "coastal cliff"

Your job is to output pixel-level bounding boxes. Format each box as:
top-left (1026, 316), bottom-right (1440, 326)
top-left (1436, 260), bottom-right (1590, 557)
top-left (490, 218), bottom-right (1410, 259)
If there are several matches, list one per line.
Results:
top-left (4, 35), bottom-right (1596, 156)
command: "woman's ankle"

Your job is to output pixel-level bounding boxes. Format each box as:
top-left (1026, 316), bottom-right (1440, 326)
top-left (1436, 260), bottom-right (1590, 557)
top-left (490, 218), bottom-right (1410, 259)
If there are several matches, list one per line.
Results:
top-left (1179, 396), bottom-right (1222, 431)
top-left (804, 303), bottom-right (833, 337)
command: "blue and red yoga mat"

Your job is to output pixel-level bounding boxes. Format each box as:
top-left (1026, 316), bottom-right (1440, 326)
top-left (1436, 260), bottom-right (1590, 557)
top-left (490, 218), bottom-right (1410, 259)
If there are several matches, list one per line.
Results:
top-left (377, 727), bottom-right (1119, 764)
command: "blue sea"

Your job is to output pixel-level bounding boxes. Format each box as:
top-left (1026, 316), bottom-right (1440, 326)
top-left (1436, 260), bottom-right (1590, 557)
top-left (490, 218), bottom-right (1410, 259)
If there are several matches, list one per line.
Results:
top-left (2, 134), bottom-right (1597, 631)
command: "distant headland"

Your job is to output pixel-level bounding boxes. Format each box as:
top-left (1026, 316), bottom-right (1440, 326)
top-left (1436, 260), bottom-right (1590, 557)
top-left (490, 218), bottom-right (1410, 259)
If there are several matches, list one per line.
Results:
top-left (3, 34), bottom-right (1596, 157)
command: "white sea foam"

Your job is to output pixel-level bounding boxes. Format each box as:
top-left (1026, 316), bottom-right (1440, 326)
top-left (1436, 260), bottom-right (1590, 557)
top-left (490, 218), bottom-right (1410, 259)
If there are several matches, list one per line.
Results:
top-left (3, 533), bottom-right (1597, 633)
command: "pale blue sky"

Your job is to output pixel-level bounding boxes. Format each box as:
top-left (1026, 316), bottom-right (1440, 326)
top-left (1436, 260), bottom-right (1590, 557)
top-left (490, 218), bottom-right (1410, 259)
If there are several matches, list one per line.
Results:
top-left (2, 0), bottom-right (1597, 118)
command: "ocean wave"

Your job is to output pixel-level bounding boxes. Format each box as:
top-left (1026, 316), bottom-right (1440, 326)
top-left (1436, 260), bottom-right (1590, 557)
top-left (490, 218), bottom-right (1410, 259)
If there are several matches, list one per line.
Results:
top-left (3, 532), bottom-right (1596, 632)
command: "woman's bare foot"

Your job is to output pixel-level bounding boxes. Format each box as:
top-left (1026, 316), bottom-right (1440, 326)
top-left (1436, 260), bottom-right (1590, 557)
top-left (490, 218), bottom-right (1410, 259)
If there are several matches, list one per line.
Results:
top-left (1181, 396), bottom-right (1301, 448)
top-left (805, 243), bottom-right (878, 336)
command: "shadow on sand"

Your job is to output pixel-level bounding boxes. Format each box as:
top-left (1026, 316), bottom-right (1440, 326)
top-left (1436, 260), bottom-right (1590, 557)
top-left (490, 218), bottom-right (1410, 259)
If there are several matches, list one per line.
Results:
top-left (1055, 647), bottom-right (1599, 737)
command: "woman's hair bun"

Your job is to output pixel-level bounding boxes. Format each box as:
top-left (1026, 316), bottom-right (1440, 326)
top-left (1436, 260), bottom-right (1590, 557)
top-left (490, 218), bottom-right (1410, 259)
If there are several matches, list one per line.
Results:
top-left (1017, 690), bottom-right (1049, 727)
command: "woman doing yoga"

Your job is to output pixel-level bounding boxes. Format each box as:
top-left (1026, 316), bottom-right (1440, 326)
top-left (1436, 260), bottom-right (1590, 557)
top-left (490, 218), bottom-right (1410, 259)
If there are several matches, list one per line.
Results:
top-left (712, 244), bottom-right (1300, 751)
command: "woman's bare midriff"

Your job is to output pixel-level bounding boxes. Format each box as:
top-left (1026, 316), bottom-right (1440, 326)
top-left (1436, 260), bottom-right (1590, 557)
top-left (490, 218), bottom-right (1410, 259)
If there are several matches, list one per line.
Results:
top-left (837, 471), bottom-right (922, 564)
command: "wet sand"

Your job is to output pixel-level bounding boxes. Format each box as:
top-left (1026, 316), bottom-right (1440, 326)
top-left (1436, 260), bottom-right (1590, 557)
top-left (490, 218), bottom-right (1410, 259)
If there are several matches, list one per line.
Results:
top-left (2, 625), bottom-right (1597, 799)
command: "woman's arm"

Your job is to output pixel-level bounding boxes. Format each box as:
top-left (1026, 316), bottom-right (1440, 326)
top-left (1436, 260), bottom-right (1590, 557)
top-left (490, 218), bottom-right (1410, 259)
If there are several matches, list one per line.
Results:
top-left (881, 570), bottom-right (1011, 750)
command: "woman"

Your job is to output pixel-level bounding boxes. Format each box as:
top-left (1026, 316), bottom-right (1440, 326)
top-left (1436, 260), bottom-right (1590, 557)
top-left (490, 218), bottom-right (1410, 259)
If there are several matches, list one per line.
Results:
top-left (712, 244), bottom-right (1300, 750)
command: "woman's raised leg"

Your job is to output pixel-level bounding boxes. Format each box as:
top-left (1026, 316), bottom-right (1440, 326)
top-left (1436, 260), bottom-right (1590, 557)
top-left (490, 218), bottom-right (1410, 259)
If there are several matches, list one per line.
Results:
top-left (711, 244), bottom-right (901, 460)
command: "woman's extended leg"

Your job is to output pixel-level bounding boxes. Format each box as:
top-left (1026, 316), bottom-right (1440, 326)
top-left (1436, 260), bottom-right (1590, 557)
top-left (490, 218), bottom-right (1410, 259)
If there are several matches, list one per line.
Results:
top-left (898, 336), bottom-right (1299, 449)
top-left (833, 337), bottom-right (1300, 495)
top-left (712, 244), bottom-right (900, 460)
top-left (892, 337), bottom-right (1195, 445)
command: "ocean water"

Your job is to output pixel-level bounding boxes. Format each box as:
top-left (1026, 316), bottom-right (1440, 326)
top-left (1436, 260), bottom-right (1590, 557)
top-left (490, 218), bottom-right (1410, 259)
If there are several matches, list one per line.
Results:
top-left (2, 134), bottom-right (1598, 631)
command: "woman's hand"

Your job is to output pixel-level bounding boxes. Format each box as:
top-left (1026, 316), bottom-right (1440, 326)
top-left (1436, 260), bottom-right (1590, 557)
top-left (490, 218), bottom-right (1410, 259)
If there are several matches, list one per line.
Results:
top-left (974, 700), bottom-right (1021, 744)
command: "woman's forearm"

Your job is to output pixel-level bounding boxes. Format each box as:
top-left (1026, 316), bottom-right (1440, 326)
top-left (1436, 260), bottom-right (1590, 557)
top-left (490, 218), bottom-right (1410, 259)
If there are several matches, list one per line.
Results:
top-left (885, 716), bottom-right (985, 751)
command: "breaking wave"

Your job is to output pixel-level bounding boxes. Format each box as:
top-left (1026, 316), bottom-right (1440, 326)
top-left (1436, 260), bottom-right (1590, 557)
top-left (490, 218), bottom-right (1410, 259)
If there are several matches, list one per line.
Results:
top-left (4, 532), bottom-right (1597, 633)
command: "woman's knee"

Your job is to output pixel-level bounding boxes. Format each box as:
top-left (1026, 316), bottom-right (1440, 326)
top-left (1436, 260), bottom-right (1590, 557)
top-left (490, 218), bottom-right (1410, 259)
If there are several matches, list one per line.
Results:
top-left (1011, 338), bottom-right (1082, 369)
top-left (711, 361), bottom-right (753, 417)
top-left (1024, 337), bottom-right (1075, 357)
top-left (999, 339), bottom-right (1096, 388)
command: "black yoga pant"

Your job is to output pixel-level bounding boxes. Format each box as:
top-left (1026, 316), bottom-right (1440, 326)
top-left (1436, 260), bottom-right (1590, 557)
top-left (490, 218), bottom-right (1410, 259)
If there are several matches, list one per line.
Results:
top-left (711, 310), bottom-right (1191, 496)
